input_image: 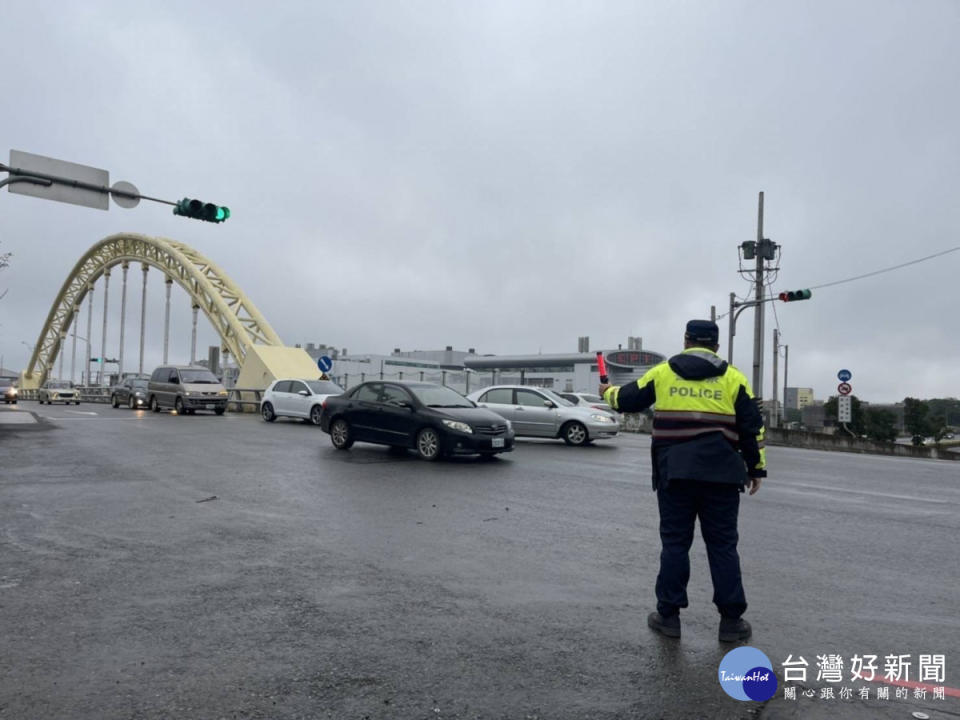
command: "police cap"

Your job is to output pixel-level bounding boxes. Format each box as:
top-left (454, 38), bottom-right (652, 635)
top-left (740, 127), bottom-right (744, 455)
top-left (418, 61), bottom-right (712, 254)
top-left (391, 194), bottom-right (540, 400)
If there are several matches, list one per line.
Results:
top-left (685, 319), bottom-right (719, 345)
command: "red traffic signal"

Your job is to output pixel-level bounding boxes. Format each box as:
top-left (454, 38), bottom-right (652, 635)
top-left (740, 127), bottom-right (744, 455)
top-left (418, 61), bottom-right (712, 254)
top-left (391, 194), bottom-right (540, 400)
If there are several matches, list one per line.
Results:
top-left (778, 289), bottom-right (812, 302)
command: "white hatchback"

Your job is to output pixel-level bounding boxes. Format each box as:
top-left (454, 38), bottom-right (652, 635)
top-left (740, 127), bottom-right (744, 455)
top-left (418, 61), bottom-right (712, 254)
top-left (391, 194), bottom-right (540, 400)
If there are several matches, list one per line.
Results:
top-left (261, 378), bottom-right (344, 425)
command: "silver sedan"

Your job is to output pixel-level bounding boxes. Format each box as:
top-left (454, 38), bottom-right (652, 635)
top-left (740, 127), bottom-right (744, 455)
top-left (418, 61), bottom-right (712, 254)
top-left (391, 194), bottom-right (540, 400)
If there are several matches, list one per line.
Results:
top-left (465, 385), bottom-right (619, 446)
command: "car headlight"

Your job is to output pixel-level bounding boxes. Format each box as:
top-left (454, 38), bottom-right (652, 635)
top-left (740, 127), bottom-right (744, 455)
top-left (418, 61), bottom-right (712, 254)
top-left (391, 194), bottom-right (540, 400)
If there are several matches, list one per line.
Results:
top-left (184, 391), bottom-right (192, 397)
top-left (218, 390), bottom-right (228, 396)
top-left (590, 413), bottom-right (615, 423)
top-left (442, 419), bottom-right (473, 434)
top-left (9, 388), bottom-right (16, 395)
top-left (134, 391), bottom-right (144, 397)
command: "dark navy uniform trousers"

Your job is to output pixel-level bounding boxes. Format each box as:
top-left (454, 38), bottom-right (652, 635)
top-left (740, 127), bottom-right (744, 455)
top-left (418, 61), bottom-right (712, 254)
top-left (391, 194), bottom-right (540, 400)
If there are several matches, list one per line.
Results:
top-left (655, 478), bottom-right (747, 619)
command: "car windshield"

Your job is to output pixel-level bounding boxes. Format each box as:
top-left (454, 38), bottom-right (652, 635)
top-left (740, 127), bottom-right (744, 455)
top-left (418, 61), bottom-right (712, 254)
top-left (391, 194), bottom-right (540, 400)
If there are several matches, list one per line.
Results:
top-left (410, 384), bottom-right (475, 408)
top-left (48, 381), bottom-right (71, 389)
top-left (539, 389), bottom-right (574, 407)
top-left (132, 379), bottom-right (148, 389)
top-left (180, 370), bottom-right (219, 384)
top-left (579, 393), bottom-right (603, 403)
top-left (306, 380), bottom-right (343, 395)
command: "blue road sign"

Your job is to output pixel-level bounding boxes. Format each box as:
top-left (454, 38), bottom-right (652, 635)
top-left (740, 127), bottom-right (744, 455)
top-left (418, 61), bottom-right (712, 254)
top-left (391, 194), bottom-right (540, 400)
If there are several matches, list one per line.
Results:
top-left (317, 355), bottom-right (333, 372)
top-left (838, 369), bottom-right (852, 382)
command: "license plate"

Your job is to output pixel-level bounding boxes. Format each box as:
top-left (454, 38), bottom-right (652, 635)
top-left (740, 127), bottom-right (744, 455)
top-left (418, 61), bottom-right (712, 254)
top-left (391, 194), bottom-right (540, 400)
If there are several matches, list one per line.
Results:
top-left (205, 404), bottom-right (215, 410)
top-left (491, 437), bottom-right (505, 448)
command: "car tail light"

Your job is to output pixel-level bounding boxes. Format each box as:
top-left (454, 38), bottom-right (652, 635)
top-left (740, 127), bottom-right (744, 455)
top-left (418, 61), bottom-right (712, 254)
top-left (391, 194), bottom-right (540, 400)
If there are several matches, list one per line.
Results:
top-left (322, 399), bottom-right (327, 409)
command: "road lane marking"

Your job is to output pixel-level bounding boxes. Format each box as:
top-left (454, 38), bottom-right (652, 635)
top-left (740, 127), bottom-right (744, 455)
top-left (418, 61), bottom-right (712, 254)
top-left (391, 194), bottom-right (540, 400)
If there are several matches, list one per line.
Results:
top-left (773, 481), bottom-right (959, 505)
top-left (64, 410), bottom-right (98, 416)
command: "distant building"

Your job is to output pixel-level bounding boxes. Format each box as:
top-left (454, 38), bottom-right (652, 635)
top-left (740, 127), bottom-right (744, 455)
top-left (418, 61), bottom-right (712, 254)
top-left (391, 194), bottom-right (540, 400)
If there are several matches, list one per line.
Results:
top-left (785, 387), bottom-right (815, 411)
top-left (299, 339), bottom-right (666, 395)
top-left (801, 403), bottom-right (826, 430)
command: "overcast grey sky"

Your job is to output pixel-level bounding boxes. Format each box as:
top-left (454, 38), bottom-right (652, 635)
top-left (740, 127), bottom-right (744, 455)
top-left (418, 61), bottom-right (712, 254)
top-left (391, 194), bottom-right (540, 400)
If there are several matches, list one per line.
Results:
top-left (2, 1), bottom-right (959, 403)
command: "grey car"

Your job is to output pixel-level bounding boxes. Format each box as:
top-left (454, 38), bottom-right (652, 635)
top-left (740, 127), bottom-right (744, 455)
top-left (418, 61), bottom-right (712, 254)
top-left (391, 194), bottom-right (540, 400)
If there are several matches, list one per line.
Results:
top-left (1, 376), bottom-right (18, 404)
top-left (465, 385), bottom-right (619, 446)
top-left (110, 376), bottom-right (150, 409)
top-left (558, 391), bottom-right (613, 412)
top-left (147, 365), bottom-right (228, 415)
top-left (38, 380), bottom-right (80, 405)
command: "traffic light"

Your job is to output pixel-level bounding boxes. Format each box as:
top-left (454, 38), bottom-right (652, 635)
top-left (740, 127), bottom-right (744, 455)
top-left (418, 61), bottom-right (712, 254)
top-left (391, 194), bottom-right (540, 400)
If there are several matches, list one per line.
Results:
top-left (173, 198), bottom-right (230, 223)
top-left (90, 357), bottom-right (100, 362)
top-left (778, 289), bottom-right (812, 302)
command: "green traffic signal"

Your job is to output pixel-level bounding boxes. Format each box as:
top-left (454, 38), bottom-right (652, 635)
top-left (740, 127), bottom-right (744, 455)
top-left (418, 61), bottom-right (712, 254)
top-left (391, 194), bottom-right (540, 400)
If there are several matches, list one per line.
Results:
top-left (173, 197), bottom-right (230, 223)
top-left (778, 289), bottom-right (812, 302)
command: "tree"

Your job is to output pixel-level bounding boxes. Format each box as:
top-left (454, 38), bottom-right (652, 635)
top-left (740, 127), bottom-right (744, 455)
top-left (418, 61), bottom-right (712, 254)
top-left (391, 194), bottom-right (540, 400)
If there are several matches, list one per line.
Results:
top-left (927, 397), bottom-right (960, 429)
top-left (903, 397), bottom-right (930, 445)
top-left (864, 408), bottom-right (897, 443)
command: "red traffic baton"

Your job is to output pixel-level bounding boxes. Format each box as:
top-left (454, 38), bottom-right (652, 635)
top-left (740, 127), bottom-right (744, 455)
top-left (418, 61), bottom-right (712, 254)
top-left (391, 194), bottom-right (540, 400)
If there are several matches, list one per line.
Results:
top-left (596, 351), bottom-right (609, 384)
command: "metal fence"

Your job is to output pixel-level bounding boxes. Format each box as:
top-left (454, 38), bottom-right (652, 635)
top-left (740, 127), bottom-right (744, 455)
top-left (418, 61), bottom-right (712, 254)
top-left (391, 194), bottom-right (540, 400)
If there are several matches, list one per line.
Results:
top-left (17, 386), bottom-right (112, 403)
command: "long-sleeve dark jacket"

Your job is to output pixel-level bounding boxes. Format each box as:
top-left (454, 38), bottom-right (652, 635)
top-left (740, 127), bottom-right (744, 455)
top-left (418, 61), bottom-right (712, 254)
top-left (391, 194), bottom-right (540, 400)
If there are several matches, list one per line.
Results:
top-left (602, 348), bottom-right (766, 490)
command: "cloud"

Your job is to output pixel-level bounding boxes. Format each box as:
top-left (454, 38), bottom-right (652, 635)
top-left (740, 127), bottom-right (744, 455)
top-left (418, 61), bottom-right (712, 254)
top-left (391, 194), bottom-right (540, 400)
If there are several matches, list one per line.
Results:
top-left (2, 0), bottom-right (959, 403)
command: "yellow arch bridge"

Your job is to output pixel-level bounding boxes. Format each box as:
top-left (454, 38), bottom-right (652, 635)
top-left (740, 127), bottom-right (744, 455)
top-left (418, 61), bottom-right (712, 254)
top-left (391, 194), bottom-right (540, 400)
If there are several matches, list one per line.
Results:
top-left (21, 232), bottom-right (318, 391)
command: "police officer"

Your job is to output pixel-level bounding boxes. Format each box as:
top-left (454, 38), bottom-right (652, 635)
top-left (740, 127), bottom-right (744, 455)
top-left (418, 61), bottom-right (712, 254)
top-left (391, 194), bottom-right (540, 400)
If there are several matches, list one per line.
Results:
top-left (599, 319), bottom-right (766, 642)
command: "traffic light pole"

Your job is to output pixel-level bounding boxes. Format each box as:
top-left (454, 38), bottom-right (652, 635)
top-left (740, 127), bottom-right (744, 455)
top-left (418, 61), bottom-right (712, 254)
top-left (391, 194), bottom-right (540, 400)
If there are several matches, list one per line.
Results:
top-left (2, 155), bottom-right (229, 222)
top-left (0, 161), bottom-right (172, 208)
top-left (752, 193), bottom-right (765, 410)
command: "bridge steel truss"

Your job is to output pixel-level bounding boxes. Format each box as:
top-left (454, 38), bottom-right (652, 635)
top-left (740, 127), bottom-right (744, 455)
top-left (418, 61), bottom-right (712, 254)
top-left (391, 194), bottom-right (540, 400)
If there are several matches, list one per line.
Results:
top-left (23, 233), bottom-right (283, 388)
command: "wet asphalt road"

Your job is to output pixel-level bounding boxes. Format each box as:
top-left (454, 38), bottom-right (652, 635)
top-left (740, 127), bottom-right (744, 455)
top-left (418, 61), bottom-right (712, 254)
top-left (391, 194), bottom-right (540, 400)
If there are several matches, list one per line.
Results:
top-left (1, 404), bottom-right (958, 720)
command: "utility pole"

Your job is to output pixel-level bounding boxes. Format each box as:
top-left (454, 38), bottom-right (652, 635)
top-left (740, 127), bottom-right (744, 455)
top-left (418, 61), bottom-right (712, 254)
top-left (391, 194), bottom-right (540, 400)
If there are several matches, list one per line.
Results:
top-left (752, 193), bottom-right (765, 407)
top-left (771, 328), bottom-right (779, 429)
top-left (783, 344), bottom-right (789, 425)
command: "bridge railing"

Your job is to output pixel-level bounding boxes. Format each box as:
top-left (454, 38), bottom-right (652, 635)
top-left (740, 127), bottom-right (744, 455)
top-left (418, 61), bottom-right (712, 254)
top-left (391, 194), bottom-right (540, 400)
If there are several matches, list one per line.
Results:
top-left (227, 389), bottom-right (262, 413)
top-left (16, 386), bottom-right (112, 403)
top-left (16, 386), bottom-right (262, 411)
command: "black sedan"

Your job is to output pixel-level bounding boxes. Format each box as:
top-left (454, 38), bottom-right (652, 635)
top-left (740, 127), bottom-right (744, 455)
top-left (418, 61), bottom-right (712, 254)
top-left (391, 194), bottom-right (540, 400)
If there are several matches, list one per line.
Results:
top-left (110, 376), bottom-right (150, 409)
top-left (320, 381), bottom-right (515, 460)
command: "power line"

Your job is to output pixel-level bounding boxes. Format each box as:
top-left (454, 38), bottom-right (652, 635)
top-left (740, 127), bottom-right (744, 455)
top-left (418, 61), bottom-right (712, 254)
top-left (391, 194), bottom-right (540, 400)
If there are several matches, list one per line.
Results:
top-left (810, 245), bottom-right (960, 290)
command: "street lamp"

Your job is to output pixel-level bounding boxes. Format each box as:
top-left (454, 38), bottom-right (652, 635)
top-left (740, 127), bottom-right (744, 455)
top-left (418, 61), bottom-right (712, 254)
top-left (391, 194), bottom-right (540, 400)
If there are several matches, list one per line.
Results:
top-left (65, 331), bottom-right (90, 385)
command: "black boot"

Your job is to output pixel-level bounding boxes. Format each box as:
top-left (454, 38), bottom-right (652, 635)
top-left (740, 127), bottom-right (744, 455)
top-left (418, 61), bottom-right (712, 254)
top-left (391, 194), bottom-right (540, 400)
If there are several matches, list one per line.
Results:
top-left (647, 611), bottom-right (681, 638)
top-left (718, 617), bottom-right (752, 643)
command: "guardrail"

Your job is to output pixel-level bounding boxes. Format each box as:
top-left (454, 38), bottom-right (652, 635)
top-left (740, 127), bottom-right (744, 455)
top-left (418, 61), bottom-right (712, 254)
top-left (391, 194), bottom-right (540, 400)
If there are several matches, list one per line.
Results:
top-left (227, 388), bottom-right (262, 413)
top-left (16, 386), bottom-right (112, 403)
top-left (16, 386), bottom-right (263, 412)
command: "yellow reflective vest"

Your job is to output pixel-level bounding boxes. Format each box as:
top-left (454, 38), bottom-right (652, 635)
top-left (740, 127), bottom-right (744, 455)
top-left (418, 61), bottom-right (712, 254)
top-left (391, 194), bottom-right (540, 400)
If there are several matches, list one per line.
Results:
top-left (603, 348), bottom-right (766, 489)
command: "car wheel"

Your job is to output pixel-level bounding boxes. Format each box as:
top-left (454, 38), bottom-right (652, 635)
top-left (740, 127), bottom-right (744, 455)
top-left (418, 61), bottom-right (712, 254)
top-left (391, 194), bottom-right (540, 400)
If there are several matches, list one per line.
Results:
top-left (262, 402), bottom-right (276, 422)
top-left (416, 427), bottom-right (442, 461)
top-left (330, 418), bottom-right (353, 449)
top-left (111, 394), bottom-right (119, 408)
top-left (214, 407), bottom-right (225, 416)
top-left (309, 405), bottom-right (324, 426)
top-left (129, 396), bottom-right (136, 410)
top-left (150, 396), bottom-right (160, 412)
top-left (561, 421), bottom-right (589, 446)
top-left (75, 401), bottom-right (81, 405)
top-left (174, 397), bottom-right (185, 415)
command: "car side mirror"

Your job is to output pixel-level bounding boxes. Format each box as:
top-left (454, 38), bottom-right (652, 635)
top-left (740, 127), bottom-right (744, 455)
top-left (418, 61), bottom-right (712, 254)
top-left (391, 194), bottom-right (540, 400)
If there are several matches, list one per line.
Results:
top-left (298, 390), bottom-right (309, 396)
top-left (398, 400), bottom-right (414, 410)
top-left (544, 400), bottom-right (556, 408)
